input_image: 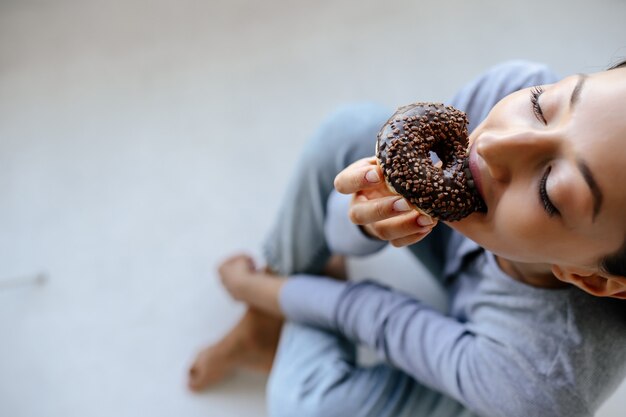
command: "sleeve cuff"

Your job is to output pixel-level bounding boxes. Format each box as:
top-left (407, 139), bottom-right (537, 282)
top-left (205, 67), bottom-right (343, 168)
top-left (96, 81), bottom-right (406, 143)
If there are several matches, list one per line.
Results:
top-left (324, 190), bottom-right (387, 256)
top-left (279, 275), bottom-right (347, 330)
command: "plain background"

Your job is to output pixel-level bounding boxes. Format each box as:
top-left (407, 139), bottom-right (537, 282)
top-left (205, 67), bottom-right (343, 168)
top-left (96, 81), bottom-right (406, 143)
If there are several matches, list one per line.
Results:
top-left (2, 1), bottom-right (626, 416)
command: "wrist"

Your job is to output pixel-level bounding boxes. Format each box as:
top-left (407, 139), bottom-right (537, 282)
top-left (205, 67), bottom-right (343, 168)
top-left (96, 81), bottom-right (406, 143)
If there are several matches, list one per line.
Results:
top-left (241, 273), bottom-right (286, 318)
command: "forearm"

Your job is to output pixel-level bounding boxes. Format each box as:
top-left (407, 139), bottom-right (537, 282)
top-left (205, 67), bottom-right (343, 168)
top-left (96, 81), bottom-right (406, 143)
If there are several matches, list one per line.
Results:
top-left (280, 276), bottom-right (464, 387)
top-left (234, 272), bottom-right (286, 318)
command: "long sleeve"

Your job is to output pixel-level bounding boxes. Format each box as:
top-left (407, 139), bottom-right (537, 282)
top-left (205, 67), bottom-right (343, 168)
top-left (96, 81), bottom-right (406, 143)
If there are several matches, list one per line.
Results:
top-left (281, 61), bottom-right (611, 417)
top-left (324, 189), bottom-right (387, 256)
top-left (280, 275), bottom-right (592, 417)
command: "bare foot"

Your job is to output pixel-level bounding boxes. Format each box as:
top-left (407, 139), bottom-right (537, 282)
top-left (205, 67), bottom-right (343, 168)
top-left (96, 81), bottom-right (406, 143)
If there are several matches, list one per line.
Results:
top-left (188, 253), bottom-right (345, 391)
top-left (217, 253), bottom-right (265, 302)
top-left (188, 307), bottom-right (283, 392)
top-left (219, 254), bottom-right (346, 301)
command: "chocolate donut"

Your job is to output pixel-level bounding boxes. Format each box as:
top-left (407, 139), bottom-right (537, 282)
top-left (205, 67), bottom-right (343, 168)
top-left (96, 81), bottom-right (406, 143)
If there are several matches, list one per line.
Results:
top-left (375, 102), bottom-right (486, 221)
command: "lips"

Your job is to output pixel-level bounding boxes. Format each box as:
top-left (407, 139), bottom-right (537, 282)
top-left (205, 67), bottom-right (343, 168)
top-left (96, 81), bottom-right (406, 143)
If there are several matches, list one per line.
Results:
top-left (466, 141), bottom-right (488, 212)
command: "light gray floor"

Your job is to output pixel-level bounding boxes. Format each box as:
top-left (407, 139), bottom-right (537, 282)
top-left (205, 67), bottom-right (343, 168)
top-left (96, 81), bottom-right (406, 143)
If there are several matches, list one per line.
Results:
top-left (2, 1), bottom-right (626, 416)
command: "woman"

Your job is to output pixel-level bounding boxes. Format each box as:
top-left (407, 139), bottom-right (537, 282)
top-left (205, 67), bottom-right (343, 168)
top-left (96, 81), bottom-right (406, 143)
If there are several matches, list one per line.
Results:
top-left (188, 60), bottom-right (626, 417)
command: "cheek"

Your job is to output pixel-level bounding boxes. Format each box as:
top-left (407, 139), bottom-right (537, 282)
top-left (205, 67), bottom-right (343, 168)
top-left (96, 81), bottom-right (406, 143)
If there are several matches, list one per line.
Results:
top-left (490, 194), bottom-right (554, 261)
top-left (449, 186), bottom-right (557, 262)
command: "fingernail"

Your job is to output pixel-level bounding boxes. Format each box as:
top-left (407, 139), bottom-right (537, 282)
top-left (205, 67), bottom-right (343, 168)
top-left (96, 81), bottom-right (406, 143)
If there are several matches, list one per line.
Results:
top-left (393, 198), bottom-right (411, 211)
top-left (365, 170), bottom-right (380, 183)
top-left (417, 215), bottom-right (435, 226)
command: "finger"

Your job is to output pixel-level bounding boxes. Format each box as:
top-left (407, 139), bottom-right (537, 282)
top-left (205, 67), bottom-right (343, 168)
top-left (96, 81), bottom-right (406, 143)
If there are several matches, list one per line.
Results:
top-left (334, 157), bottom-right (382, 194)
top-left (416, 213), bottom-right (436, 227)
top-left (369, 212), bottom-right (437, 241)
top-left (389, 228), bottom-right (434, 247)
top-left (349, 195), bottom-right (412, 225)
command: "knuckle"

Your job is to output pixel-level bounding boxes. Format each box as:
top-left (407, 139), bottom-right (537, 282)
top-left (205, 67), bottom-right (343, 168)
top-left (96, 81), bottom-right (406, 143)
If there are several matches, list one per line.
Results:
top-left (352, 175), bottom-right (365, 191)
top-left (390, 239), bottom-right (403, 248)
top-left (405, 215), bottom-right (423, 232)
top-left (410, 236), bottom-right (424, 245)
top-left (363, 225), bottom-right (380, 240)
top-left (375, 200), bottom-right (388, 220)
top-left (333, 176), bottom-right (344, 193)
top-left (374, 225), bottom-right (390, 240)
top-left (348, 207), bottom-right (362, 224)
top-left (335, 180), bottom-right (348, 194)
top-left (334, 170), bottom-right (355, 194)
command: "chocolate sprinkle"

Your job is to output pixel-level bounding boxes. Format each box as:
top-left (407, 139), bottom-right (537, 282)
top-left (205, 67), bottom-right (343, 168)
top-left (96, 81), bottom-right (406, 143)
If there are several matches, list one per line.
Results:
top-left (375, 102), bottom-right (487, 221)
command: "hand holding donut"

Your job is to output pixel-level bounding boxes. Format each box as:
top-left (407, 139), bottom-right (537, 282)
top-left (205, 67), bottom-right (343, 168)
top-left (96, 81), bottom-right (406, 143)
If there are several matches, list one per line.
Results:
top-left (334, 156), bottom-right (437, 248)
top-left (334, 102), bottom-right (487, 248)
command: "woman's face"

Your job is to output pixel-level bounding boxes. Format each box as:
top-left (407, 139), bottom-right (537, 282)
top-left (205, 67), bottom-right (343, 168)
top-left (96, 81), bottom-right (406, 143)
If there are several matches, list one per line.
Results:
top-left (451, 67), bottom-right (626, 290)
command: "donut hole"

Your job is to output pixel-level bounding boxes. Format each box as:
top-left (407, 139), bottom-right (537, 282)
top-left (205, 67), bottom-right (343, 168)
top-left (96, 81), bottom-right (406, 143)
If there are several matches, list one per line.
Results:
top-left (429, 151), bottom-right (443, 169)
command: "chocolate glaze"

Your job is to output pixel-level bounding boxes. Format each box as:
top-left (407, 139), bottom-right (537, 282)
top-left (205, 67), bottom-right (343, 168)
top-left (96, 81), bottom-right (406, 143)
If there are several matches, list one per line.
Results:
top-left (376, 102), bottom-right (486, 221)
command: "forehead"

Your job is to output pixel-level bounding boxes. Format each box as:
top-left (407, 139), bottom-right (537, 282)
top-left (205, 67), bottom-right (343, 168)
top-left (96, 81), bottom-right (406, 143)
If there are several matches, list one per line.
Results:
top-left (586, 67), bottom-right (626, 106)
top-left (574, 68), bottom-right (626, 166)
top-left (573, 68), bottom-right (626, 233)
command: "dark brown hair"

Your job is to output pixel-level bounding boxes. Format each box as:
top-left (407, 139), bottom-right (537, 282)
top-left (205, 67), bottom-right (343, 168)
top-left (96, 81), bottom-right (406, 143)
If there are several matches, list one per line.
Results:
top-left (598, 58), bottom-right (626, 277)
top-left (608, 59), bottom-right (626, 70)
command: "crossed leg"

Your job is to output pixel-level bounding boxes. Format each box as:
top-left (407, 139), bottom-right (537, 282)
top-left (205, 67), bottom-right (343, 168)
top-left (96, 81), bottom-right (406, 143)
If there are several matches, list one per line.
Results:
top-left (187, 255), bottom-right (347, 391)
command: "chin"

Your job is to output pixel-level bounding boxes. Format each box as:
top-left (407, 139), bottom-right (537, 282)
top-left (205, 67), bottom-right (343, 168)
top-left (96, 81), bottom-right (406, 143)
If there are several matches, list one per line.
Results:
top-left (446, 210), bottom-right (489, 236)
top-left (445, 215), bottom-right (510, 259)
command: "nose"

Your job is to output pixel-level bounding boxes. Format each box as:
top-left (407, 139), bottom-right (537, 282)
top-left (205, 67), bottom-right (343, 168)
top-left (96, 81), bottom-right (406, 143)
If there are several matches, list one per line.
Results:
top-left (476, 128), bottom-right (560, 182)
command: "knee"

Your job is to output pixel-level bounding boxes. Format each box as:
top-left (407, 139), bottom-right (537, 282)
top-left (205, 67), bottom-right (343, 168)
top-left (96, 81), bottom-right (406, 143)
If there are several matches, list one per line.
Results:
top-left (266, 364), bottom-right (358, 417)
top-left (301, 102), bottom-right (391, 167)
top-left (317, 102), bottom-right (391, 141)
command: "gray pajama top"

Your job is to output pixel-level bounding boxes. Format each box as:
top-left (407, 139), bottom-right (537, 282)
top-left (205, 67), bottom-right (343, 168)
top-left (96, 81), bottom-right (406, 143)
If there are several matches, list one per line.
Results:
top-left (279, 191), bottom-right (626, 417)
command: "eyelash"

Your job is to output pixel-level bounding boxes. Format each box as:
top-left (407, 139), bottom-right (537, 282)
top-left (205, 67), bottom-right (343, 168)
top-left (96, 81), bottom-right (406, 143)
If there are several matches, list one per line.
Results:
top-left (530, 86), bottom-right (547, 124)
top-left (530, 86), bottom-right (559, 218)
top-left (539, 166), bottom-right (560, 217)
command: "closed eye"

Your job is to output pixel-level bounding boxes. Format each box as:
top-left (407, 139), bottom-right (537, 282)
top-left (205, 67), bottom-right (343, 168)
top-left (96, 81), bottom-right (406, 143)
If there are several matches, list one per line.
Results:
top-left (530, 86), bottom-right (547, 125)
top-left (539, 166), bottom-right (560, 217)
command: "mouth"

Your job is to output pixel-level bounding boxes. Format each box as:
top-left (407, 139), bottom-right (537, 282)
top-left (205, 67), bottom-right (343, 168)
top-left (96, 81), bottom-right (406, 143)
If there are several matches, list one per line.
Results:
top-left (466, 140), bottom-right (488, 213)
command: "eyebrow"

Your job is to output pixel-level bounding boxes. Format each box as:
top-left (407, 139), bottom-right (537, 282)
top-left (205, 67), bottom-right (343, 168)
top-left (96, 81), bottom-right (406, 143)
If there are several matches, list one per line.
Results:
top-left (567, 74), bottom-right (603, 221)
top-left (570, 74), bottom-right (587, 110)
top-left (577, 159), bottom-right (603, 222)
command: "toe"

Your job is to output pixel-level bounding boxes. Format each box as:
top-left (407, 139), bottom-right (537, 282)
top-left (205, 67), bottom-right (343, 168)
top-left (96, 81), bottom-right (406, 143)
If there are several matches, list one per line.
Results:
top-left (187, 353), bottom-right (210, 391)
top-left (187, 347), bottom-right (235, 392)
top-left (187, 365), bottom-right (204, 391)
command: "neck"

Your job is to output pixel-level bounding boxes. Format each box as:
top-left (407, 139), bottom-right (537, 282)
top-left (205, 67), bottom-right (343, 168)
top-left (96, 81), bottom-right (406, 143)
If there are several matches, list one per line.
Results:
top-left (495, 256), bottom-right (569, 289)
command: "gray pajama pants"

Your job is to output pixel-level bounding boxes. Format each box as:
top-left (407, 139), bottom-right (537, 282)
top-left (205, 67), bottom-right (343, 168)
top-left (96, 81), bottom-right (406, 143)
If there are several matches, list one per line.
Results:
top-left (260, 61), bottom-right (559, 417)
